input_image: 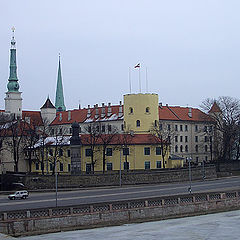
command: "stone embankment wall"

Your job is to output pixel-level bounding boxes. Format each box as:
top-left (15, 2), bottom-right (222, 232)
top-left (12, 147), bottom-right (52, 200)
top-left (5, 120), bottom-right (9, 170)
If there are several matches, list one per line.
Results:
top-left (24, 165), bottom-right (217, 189)
top-left (0, 189), bottom-right (239, 237)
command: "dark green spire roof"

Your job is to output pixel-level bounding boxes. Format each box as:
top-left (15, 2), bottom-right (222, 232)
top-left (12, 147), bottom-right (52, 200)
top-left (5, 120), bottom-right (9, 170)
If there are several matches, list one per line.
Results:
top-left (7, 28), bottom-right (20, 92)
top-left (55, 56), bottom-right (66, 112)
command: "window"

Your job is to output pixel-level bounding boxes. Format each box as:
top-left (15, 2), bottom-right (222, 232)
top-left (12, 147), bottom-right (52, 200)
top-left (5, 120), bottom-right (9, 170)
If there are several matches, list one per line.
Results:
top-left (67, 149), bottom-right (71, 157)
top-left (86, 163), bottom-right (92, 174)
top-left (79, 126), bottom-right (81, 133)
top-left (106, 148), bottom-right (112, 156)
top-left (59, 128), bottom-right (62, 135)
top-left (180, 125), bottom-right (183, 131)
top-left (50, 163), bottom-right (53, 171)
top-left (196, 157), bottom-right (199, 162)
top-left (51, 129), bottom-right (54, 135)
top-left (60, 163), bottom-right (63, 172)
top-left (185, 145), bottom-right (188, 152)
top-left (209, 126), bottom-right (213, 132)
top-left (185, 136), bottom-right (188, 142)
top-left (175, 136), bottom-right (178, 142)
top-left (123, 148), bottom-right (129, 155)
top-left (144, 147), bottom-right (150, 155)
top-left (156, 161), bottom-right (161, 169)
top-left (205, 145), bottom-right (208, 152)
top-left (102, 125), bottom-right (105, 133)
top-left (180, 136), bottom-right (183, 142)
top-left (129, 107), bottom-right (133, 114)
top-left (156, 147), bottom-right (161, 155)
top-left (49, 149), bottom-right (53, 156)
top-left (136, 120), bottom-right (140, 127)
top-left (175, 145), bottom-right (178, 153)
top-left (168, 124), bottom-right (171, 131)
top-left (195, 136), bottom-right (198, 142)
top-left (96, 126), bottom-right (99, 132)
top-left (195, 145), bottom-right (198, 153)
top-left (145, 161), bottom-right (150, 170)
top-left (154, 120), bottom-right (157, 127)
top-left (180, 145), bottom-right (183, 152)
top-left (204, 136), bottom-right (208, 142)
top-left (59, 149), bottom-right (63, 156)
top-left (108, 125), bottom-right (112, 132)
top-left (107, 163), bottom-right (113, 171)
top-left (146, 107), bottom-right (150, 113)
top-left (35, 163), bottom-right (39, 170)
top-left (204, 126), bottom-right (207, 132)
top-left (88, 125), bottom-right (91, 132)
top-left (121, 124), bottom-right (124, 131)
top-left (185, 125), bottom-right (188, 132)
top-left (195, 125), bottom-right (198, 132)
top-left (124, 162), bottom-right (129, 170)
top-left (175, 125), bottom-right (178, 131)
top-left (68, 164), bottom-right (71, 172)
top-left (210, 136), bottom-right (212, 142)
top-left (85, 148), bottom-right (92, 157)
top-left (205, 156), bottom-right (208, 161)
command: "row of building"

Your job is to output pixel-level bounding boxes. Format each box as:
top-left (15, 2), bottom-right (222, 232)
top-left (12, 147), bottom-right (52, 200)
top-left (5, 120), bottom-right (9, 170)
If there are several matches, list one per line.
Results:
top-left (0, 30), bottom-right (220, 174)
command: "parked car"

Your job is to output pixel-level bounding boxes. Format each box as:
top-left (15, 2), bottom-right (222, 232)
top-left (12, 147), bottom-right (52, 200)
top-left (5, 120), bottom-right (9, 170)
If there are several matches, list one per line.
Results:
top-left (8, 190), bottom-right (29, 200)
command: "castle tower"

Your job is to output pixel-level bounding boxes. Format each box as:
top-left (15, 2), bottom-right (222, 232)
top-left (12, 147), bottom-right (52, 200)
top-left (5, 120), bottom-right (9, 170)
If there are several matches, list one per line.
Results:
top-left (4, 27), bottom-right (22, 118)
top-left (55, 55), bottom-right (66, 112)
top-left (123, 93), bottom-right (159, 133)
top-left (40, 97), bottom-right (56, 124)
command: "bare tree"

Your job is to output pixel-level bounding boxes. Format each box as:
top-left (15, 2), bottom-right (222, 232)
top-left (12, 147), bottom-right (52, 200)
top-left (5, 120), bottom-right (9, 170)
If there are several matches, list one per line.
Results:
top-left (150, 121), bottom-right (175, 168)
top-left (201, 96), bottom-right (240, 163)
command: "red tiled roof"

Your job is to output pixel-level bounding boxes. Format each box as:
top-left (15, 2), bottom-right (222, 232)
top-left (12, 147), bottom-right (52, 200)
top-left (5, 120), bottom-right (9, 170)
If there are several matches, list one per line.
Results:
top-left (209, 102), bottom-right (221, 113)
top-left (22, 111), bottom-right (43, 126)
top-left (51, 105), bottom-right (123, 125)
top-left (159, 106), bottom-right (212, 122)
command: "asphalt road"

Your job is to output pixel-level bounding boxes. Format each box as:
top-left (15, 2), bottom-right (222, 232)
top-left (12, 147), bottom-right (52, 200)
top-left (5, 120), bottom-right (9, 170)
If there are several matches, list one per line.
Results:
top-left (0, 176), bottom-right (239, 212)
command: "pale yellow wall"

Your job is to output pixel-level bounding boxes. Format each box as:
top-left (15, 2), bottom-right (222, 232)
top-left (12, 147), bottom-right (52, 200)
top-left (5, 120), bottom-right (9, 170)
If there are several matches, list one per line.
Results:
top-left (123, 94), bottom-right (159, 133)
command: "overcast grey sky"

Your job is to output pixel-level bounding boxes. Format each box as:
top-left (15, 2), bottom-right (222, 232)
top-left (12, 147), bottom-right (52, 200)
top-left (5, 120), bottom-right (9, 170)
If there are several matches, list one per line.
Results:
top-left (1, 0), bottom-right (240, 111)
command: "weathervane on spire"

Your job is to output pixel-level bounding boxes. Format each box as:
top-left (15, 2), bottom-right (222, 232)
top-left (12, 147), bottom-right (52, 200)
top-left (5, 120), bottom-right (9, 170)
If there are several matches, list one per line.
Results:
top-left (11, 26), bottom-right (16, 49)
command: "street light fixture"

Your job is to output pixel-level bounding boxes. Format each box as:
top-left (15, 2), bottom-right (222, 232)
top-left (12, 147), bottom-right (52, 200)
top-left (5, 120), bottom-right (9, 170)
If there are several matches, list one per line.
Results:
top-left (187, 157), bottom-right (192, 193)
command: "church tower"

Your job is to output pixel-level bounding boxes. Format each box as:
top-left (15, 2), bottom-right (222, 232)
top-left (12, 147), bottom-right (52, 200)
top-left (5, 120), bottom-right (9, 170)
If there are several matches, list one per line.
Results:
top-left (4, 27), bottom-right (22, 118)
top-left (55, 55), bottom-right (66, 112)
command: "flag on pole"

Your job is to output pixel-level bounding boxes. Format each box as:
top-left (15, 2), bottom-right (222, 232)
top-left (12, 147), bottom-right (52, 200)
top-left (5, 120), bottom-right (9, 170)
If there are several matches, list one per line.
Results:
top-left (134, 63), bottom-right (140, 68)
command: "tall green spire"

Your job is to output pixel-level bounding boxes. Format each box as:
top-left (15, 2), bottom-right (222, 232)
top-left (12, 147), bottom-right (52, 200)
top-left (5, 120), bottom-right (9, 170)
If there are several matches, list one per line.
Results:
top-left (7, 27), bottom-right (20, 92)
top-left (55, 55), bottom-right (66, 112)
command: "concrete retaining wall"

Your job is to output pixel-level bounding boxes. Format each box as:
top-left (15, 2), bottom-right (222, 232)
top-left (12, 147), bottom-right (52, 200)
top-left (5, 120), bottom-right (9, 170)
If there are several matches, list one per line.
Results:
top-left (0, 189), bottom-right (239, 237)
top-left (24, 165), bottom-right (217, 190)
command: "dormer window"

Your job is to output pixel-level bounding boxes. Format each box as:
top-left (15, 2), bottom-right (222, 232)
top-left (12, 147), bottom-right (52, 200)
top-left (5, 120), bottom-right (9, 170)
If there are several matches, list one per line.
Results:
top-left (129, 107), bottom-right (133, 114)
top-left (146, 107), bottom-right (150, 113)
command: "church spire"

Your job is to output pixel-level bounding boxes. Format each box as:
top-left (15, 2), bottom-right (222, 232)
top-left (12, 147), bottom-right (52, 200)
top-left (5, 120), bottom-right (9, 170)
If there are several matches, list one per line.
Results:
top-left (7, 27), bottom-right (20, 92)
top-left (55, 54), bottom-right (66, 112)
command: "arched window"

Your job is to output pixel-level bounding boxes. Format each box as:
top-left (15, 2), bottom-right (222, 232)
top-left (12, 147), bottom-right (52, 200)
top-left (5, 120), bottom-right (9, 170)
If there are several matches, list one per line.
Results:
top-left (175, 145), bottom-right (178, 153)
top-left (129, 107), bottom-right (133, 114)
top-left (180, 145), bottom-right (183, 152)
top-left (146, 107), bottom-right (150, 113)
top-left (136, 120), bottom-right (140, 127)
top-left (154, 120), bottom-right (158, 127)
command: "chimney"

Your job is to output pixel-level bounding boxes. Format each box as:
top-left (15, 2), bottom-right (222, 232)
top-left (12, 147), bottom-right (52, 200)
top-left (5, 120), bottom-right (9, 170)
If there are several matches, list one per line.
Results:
top-left (119, 101), bottom-right (123, 117)
top-left (68, 111), bottom-right (71, 121)
top-left (107, 103), bottom-right (112, 117)
top-left (166, 104), bottom-right (168, 107)
top-left (95, 104), bottom-right (99, 119)
top-left (159, 102), bottom-right (162, 109)
top-left (188, 107), bottom-right (192, 118)
top-left (101, 103), bottom-right (105, 118)
top-left (87, 105), bottom-right (91, 118)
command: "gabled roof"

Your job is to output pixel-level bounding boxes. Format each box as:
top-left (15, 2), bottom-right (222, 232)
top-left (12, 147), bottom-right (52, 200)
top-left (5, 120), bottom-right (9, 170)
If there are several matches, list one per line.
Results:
top-left (159, 106), bottom-right (212, 122)
top-left (209, 101), bottom-right (221, 113)
top-left (40, 98), bottom-right (55, 109)
top-left (51, 105), bottom-right (123, 125)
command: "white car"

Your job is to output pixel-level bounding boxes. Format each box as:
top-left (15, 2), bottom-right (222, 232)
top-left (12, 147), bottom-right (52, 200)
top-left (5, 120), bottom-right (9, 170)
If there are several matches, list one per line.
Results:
top-left (8, 190), bottom-right (29, 200)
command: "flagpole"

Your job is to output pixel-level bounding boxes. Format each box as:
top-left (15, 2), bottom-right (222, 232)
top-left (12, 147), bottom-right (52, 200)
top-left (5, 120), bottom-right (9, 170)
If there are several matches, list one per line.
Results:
top-left (139, 66), bottom-right (141, 93)
top-left (146, 67), bottom-right (148, 93)
top-left (129, 67), bottom-right (131, 93)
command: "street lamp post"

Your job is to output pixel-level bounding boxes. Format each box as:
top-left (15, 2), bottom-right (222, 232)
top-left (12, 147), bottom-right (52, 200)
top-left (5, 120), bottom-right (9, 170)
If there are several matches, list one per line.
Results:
top-left (55, 159), bottom-right (58, 207)
top-left (202, 160), bottom-right (205, 180)
top-left (119, 147), bottom-right (122, 187)
top-left (187, 157), bottom-right (192, 193)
